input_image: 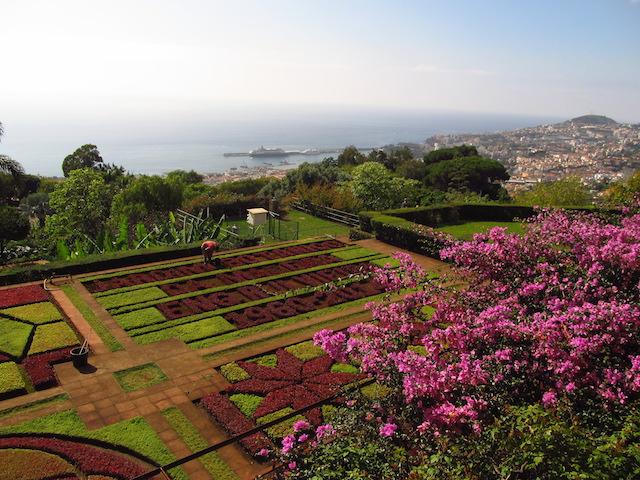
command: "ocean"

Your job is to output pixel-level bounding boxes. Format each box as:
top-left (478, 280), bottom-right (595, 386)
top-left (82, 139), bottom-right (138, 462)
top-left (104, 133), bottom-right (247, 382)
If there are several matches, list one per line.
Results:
top-left (0, 108), bottom-right (558, 177)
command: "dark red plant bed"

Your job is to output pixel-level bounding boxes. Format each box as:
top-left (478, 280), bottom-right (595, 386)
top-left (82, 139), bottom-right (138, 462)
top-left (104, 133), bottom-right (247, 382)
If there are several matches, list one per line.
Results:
top-left (85, 239), bottom-right (347, 293)
top-left (224, 278), bottom-right (385, 329)
top-left (0, 435), bottom-right (150, 479)
top-left (0, 284), bottom-right (50, 309)
top-left (22, 347), bottom-right (76, 390)
top-left (151, 262), bottom-right (374, 322)
top-left (202, 348), bottom-right (366, 457)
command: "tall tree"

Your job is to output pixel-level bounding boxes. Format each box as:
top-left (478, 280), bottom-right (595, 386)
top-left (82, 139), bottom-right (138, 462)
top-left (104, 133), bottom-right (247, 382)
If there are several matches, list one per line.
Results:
top-left (62, 144), bottom-right (104, 177)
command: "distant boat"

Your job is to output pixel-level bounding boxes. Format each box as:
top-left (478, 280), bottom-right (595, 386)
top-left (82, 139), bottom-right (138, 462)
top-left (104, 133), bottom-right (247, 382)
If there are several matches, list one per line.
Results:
top-left (262, 162), bottom-right (273, 166)
top-left (249, 146), bottom-right (288, 158)
top-left (279, 159), bottom-right (293, 166)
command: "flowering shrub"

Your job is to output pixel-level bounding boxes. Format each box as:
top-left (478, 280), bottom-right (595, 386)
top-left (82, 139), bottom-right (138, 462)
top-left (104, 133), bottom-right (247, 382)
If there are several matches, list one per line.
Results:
top-left (289, 209), bottom-right (640, 479)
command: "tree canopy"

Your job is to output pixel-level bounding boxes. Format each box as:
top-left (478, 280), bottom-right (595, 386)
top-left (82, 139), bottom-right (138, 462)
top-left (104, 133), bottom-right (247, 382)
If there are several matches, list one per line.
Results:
top-left (350, 162), bottom-right (420, 210)
top-left (0, 206), bottom-right (29, 256)
top-left (62, 144), bottom-right (104, 177)
top-left (515, 176), bottom-right (591, 207)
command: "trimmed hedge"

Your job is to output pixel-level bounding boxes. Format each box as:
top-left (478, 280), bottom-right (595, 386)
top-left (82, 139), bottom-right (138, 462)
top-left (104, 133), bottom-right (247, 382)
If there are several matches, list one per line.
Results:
top-left (133, 316), bottom-right (235, 345)
top-left (285, 340), bottom-right (325, 361)
top-left (229, 393), bottom-right (263, 417)
top-left (97, 286), bottom-right (168, 310)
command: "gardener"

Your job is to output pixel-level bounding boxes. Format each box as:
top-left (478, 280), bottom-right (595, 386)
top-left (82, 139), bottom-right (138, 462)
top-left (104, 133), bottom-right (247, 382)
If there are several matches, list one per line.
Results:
top-left (201, 240), bottom-right (219, 265)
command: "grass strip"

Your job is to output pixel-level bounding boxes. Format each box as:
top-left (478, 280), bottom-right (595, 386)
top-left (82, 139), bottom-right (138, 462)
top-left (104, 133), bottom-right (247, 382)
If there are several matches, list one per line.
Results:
top-left (110, 254), bottom-right (384, 315)
top-left (97, 286), bottom-right (168, 309)
top-left (95, 244), bottom-right (362, 298)
top-left (134, 316), bottom-right (236, 345)
top-left (161, 407), bottom-right (239, 480)
top-left (0, 393), bottom-right (69, 420)
top-left (81, 237), bottom-right (342, 282)
top-left (61, 285), bottom-right (123, 352)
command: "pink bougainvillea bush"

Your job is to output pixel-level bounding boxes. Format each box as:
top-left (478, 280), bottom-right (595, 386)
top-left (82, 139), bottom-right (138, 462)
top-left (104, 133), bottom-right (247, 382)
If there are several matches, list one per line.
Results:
top-left (278, 208), bottom-right (640, 479)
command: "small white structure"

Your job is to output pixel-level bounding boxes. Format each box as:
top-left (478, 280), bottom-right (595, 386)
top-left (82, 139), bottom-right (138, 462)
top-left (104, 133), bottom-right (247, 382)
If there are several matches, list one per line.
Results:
top-left (247, 208), bottom-right (269, 226)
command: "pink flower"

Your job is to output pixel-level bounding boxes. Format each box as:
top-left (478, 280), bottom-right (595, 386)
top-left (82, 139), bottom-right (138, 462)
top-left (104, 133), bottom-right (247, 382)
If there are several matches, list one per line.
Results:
top-left (288, 461), bottom-right (297, 470)
top-left (542, 390), bottom-right (558, 407)
top-left (257, 448), bottom-right (270, 457)
top-left (293, 420), bottom-right (310, 432)
top-left (298, 434), bottom-right (309, 443)
top-left (379, 423), bottom-right (398, 438)
top-left (315, 424), bottom-right (335, 440)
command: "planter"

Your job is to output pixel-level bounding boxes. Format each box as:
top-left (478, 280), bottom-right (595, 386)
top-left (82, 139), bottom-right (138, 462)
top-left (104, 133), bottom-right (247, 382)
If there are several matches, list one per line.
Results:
top-left (70, 346), bottom-right (89, 368)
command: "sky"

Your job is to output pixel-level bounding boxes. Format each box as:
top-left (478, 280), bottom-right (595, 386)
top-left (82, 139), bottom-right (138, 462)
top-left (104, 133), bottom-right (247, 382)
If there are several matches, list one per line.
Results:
top-left (1, 0), bottom-right (639, 130)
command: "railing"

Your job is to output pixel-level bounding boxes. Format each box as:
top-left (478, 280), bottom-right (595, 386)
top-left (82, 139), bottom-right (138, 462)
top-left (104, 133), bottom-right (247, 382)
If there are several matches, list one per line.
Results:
top-left (131, 377), bottom-right (375, 480)
top-left (289, 199), bottom-right (360, 228)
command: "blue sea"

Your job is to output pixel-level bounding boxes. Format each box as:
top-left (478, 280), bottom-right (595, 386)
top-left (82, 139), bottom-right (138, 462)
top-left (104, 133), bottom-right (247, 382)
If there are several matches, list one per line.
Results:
top-left (0, 107), bottom-right (559, 177)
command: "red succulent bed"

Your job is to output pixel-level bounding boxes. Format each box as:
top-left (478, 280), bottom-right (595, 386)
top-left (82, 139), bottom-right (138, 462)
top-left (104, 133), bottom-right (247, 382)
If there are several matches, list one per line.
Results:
top-left (153, 263), bottom-right (376, 321)
top-left (200, 348), bottom-right (366, 457)
top-left (0, 435), bottom-right (151, 479)
top-left (85, 239), bottom-right (347, 293)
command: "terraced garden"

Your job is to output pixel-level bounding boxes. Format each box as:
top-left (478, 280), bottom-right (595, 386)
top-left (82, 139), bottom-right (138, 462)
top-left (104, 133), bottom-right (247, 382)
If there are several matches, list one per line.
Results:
top-left (80, 239), bottom-right (391, 349)
top-left (0, 236), bottom-right (436, 480)
top-left (0, 285), bottom-right (81, 400)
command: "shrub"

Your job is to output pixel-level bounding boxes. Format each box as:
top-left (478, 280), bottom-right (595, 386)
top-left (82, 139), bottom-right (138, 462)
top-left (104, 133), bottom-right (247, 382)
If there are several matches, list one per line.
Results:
top-left (256, 407), bottom-right (306, 439)
top-left (349, 228), bottom-right (373, 240)
top-left (133, 316), bottom-right (235, 345)
top-left (0, 285), bottom-right (49, 309)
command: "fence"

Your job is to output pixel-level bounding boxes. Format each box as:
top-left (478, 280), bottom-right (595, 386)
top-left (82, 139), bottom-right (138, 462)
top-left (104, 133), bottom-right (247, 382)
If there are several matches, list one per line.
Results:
top-left (131, 378), bottom-right (375, 480)
top-left (268, 211), bottom-right (300, 241)
top-left (289, 199), bottom-right (360, 228)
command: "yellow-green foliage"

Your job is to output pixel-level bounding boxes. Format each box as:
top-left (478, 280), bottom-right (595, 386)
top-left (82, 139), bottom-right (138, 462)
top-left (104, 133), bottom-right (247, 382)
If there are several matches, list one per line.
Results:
top-left (133, 316), bottom-right (235, 345)
top-left (229, 393), bottom-right (263, 417)
top-left (0, 318), bottom-right (32, 357)
top-left (331, 247), bottom-right (377, 261)
top-left (285, 340), bottom-right (325, 361)
top-left (1, 302), bottom-right (62, 324)
top-left (114, 307), bottom-right (166, 330)
top-left (0, 362), bottom-right (27, 395)
top-left (331, 363), bottom-right (359, 374)
top-left (257, 407), bottom-right (305, 438)
top-left (219, 363), bottom-right (249, 383)
top-left (98, 287), bottom-right (168, 310)
top-left (248, 354), bottom-right (277, 367)
top-left (28, 322), bottom-right (79, 355)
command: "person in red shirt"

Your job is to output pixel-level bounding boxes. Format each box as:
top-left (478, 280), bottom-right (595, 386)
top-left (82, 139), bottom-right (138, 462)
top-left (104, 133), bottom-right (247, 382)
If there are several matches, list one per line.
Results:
top-left (201, 240), bottom-right (219, 265)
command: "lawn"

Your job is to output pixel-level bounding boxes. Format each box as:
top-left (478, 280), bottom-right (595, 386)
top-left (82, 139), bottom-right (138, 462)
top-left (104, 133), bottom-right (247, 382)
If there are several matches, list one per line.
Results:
top-left (223, 210), bottom-right (349, 243)
top-left (436, 221), bottom-right (526, 240)
top-left (113, 362), bottom-right (169, 392)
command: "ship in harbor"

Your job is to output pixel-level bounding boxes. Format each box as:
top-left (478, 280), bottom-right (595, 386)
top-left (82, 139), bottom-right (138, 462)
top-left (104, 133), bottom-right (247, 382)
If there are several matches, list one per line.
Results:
top-left (248, 146), bottom-right (288, 158)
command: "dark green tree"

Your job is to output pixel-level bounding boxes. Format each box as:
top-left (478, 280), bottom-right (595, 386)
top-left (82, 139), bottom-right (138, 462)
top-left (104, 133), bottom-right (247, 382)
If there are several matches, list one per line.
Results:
top-left (423, 156), bottom-right (509, 199)
top-left (166, 169), bottom-right (204, 185)
top-left (62, 144), bottom-right (104, 176)
top-left (0, 206), bottom-right (30, 256)
top-left (337, 146), bottom-right (366, 166)
top-left (423, 144), bottom-right (479, 165)
top-left (110, 175), bottom-right (185, 224)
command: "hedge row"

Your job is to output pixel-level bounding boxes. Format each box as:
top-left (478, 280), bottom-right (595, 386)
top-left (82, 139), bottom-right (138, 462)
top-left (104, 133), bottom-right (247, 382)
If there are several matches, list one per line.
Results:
top-left (359, 203), bottom-right (608, 258)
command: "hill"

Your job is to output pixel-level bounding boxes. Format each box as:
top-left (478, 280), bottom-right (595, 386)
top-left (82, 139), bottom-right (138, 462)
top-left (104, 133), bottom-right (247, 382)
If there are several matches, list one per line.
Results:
top-left (565, 114), bottom-right (618, 126)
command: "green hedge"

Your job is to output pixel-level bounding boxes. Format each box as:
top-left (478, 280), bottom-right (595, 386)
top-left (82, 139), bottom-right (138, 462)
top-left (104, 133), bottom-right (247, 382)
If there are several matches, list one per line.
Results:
top-left (28, 322), bottom-right (79, 355)
top-left (1, 302), bottom-right (62, 325)
top-left (369, 215), bottom-right (449, 258)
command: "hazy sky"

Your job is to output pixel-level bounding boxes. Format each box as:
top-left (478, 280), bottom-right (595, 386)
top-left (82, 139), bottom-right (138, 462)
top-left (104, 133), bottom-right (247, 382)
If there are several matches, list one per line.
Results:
top-left (1, 0), bottom-right (640, 124)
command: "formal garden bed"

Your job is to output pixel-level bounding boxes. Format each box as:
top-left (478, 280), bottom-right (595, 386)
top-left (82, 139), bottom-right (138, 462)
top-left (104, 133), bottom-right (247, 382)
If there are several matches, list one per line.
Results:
top-left (200, 340), bottom-right (366, 457)
top-left (0, 285), bottom-right (81, 399)
top-left (79, 239), bottom-right (390, 349)
top-left (113, 363), bottom-right (169, 392)
top-left (0, 409), bottom-right (188, 479)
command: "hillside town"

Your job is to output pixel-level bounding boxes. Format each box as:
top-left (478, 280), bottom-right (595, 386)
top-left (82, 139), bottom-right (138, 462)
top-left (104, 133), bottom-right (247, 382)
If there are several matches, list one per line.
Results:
top-left (424, 115), bottom-right (640, 185)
